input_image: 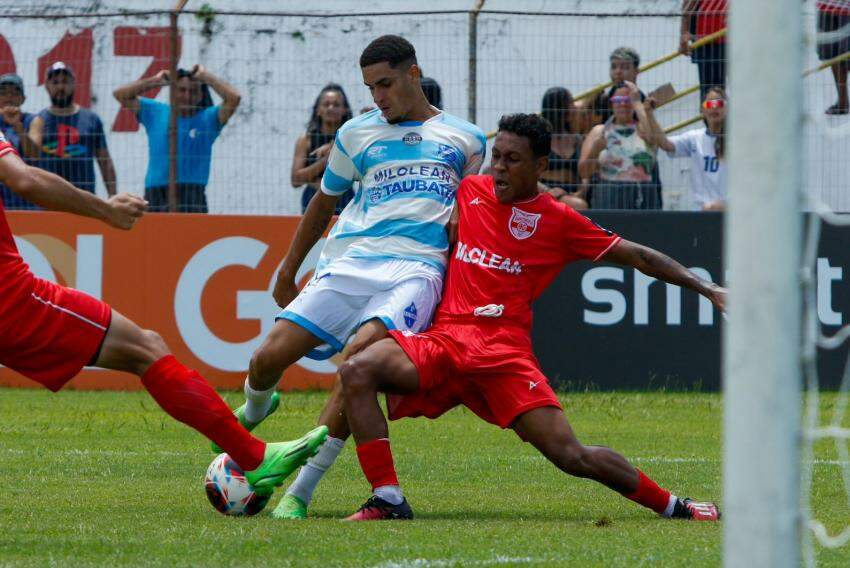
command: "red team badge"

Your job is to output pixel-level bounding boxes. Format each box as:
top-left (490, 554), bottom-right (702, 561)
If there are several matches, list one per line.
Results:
top-left (508, 207), bottom-right (541, 240)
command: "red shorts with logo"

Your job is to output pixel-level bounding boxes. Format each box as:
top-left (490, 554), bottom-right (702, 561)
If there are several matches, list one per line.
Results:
top-left (387, 319), bottom-right (562, 429)
top-left (0, 274), bottom-right (112, 391)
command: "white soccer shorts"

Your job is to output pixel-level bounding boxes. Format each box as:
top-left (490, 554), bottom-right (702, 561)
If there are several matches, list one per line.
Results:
top-left (277, 261), bottom-right (441, 360)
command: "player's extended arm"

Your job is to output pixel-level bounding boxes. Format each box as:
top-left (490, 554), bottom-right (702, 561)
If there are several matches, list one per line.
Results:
top-left (602, 238), bottom-right (726, 312)
top-left (0, 153), bottom-right (146, 230)
top-left (272, 191), bottom-right (340, 307)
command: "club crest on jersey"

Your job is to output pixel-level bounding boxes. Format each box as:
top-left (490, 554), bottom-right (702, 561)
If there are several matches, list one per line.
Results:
top-left (403, 302), bottom-right (418, 327)
top-left (509, 207), bottom-right (541, 240)
top-left (403, 132), bottom-right (422, 146)
top-left (436, 143), bottom-right (460, 165)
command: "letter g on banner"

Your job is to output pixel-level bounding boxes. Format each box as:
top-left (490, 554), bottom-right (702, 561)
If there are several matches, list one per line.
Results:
top-left (175, 237), bottom-right (270, 371)
top-left (174, 236), bottom-right (330, 373)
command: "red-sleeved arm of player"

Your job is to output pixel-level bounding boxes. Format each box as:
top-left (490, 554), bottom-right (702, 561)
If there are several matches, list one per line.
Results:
top-left (560, 206), bottom-right (622, 262)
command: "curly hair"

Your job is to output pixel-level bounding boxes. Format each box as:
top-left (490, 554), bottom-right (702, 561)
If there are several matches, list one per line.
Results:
top-left (498, 113), bottom-right (552, 158)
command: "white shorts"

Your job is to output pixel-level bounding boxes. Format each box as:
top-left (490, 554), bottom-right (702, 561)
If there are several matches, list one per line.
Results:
top-left (278, 258), bottom-right (442, 360)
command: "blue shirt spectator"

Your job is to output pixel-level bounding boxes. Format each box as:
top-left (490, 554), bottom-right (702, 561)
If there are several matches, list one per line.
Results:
top-left (0, 111), bottom-right (37, 209)
top-left (114, 65), bottom-right (241, 213)
top-left (138, 97), bottom-right (222, 188)
top-left (0, 73), bottom-right (39, 209)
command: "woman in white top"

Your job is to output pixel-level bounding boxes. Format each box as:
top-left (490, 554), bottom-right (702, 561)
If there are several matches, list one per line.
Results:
top-left (649, 86), bottom-right (727, 211)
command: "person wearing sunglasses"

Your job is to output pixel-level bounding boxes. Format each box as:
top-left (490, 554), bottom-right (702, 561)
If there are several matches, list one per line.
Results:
top-left (645, 86), bottom-right (727, 211)
top-left (578, 81), bottom-right (662, 209)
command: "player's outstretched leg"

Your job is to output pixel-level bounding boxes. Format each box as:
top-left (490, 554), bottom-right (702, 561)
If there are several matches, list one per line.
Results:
top-left (511, 407), bottom-right (720, 521)
top-left (95, 310), bottom-right (328, 489)
top-left (210, 318), bottom-right (325, 454)
top-left (338, 338), bottom-right (420, 521)
top-left (273, 319), bottom-right (388, 519)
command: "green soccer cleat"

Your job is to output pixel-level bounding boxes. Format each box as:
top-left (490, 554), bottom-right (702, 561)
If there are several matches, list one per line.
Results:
top-left (270, 493), bottom-right (308, 519)
top-left (244, 425), bottom-right (329, 495)
top-left (212, 391), bottom-right (281, 453)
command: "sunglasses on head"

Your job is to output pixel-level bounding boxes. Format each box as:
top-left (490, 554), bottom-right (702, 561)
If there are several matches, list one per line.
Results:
top-left (610, 95), bottom-right (632, 105)
top-left (703, 98), bottom-right (726, 109)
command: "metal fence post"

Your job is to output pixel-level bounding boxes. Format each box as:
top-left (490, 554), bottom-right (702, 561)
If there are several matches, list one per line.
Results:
top-left (168, 0), bottom-right (189, 212)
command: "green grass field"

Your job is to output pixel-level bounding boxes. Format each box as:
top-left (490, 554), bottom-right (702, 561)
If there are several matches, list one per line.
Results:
top-left (1, 389), bottom-right (848, 567)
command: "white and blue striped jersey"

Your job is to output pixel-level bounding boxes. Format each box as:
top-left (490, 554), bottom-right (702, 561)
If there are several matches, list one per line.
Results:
top-left (317, 108), bottom-right (486, 277)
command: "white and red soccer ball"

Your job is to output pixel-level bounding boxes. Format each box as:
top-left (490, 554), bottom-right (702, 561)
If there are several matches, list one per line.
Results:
top-left (204, 453), bottom-right (270, 516)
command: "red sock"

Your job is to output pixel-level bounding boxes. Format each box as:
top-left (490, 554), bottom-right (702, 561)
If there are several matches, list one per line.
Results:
top-left (623, 469), bottom-right (672, 514)
top-left (141, 355), bottom-right (265, 471)
top-left (356, 438), bottom-right (399, 489)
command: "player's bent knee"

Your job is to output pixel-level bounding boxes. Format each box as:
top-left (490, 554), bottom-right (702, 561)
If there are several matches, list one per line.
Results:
top-left (249, 343), bottom-right (282, 382)
top-left (339, 356), bottom-right (379, 396)
top-left (140, 329), bottom-right (169, 360)
top-left (127, 330), bottom-right (170, 375)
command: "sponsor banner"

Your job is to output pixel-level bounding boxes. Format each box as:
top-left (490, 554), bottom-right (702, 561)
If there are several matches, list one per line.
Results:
top-left (5, 211), bottom-right (847, 392)
top-left (533, 212), bottom-right (850, 391)
top-left (2, 212), bottom-right (338, 390)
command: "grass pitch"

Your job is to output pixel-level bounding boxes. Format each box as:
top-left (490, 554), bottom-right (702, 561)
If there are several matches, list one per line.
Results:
top-left (1, 389), bottom-right (848, 567)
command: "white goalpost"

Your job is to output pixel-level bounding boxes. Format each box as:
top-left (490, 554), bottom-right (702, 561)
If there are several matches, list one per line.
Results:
top-left (723, 0), bottom-right (803, 566)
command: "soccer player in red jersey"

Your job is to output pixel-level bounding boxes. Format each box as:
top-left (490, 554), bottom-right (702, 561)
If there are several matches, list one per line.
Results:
top-left (0, 132), bottom-right (327, 493)
top-left (338, 114), bottom-right (726, 521)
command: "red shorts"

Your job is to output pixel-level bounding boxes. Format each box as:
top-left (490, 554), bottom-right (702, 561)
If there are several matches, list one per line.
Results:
top-left (387, 320), bottom-right (562, 429)
top-left (0, 276), bottom-right (112, 391)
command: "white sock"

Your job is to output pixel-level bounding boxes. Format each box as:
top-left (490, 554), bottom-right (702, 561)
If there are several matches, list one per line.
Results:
top-left (374, 484), bottom-right (404, 505)
top-left (661, 494), bottom-right (679, 517)
top-left (243, 378), bottom-right (276, 424)
top-left (285, 436), bottom-right (346, 505)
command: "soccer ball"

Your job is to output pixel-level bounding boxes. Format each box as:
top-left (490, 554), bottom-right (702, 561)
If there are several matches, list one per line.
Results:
top-left (204, 453), bottom-right (270, 516)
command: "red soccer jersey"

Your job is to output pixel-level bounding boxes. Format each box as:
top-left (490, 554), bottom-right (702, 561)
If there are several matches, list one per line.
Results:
top-left (0, 133), bottom-right (33, 293)
top-left (435, 175), bottom-right (620, 330)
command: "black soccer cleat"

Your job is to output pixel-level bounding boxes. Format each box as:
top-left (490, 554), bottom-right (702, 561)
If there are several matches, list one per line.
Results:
top-left (670, 497), bottom-right (721, 521)
top-left (344, 495), bottom-right (414, 521)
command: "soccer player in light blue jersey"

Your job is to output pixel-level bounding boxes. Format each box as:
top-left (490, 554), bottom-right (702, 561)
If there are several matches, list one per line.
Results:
top-left (215, 35), bottom-right (486, 519)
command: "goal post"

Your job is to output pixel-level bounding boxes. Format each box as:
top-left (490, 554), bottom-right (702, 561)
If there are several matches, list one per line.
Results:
top-left (723, 0), bottom-right (803, 566)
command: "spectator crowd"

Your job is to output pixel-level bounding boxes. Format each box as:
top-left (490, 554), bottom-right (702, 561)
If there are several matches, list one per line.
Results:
top-left (10, 0), bottom-right (844, 214)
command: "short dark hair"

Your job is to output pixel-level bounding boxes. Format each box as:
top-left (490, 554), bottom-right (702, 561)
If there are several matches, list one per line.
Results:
top-left (360, 35), bottom-right (417, 69)
top-left (498, 113), bottom-right (552, 158)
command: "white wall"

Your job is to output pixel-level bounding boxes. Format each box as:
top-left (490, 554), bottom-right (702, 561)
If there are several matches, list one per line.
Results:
top-left (4, 0), bottom-right (845, 212)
